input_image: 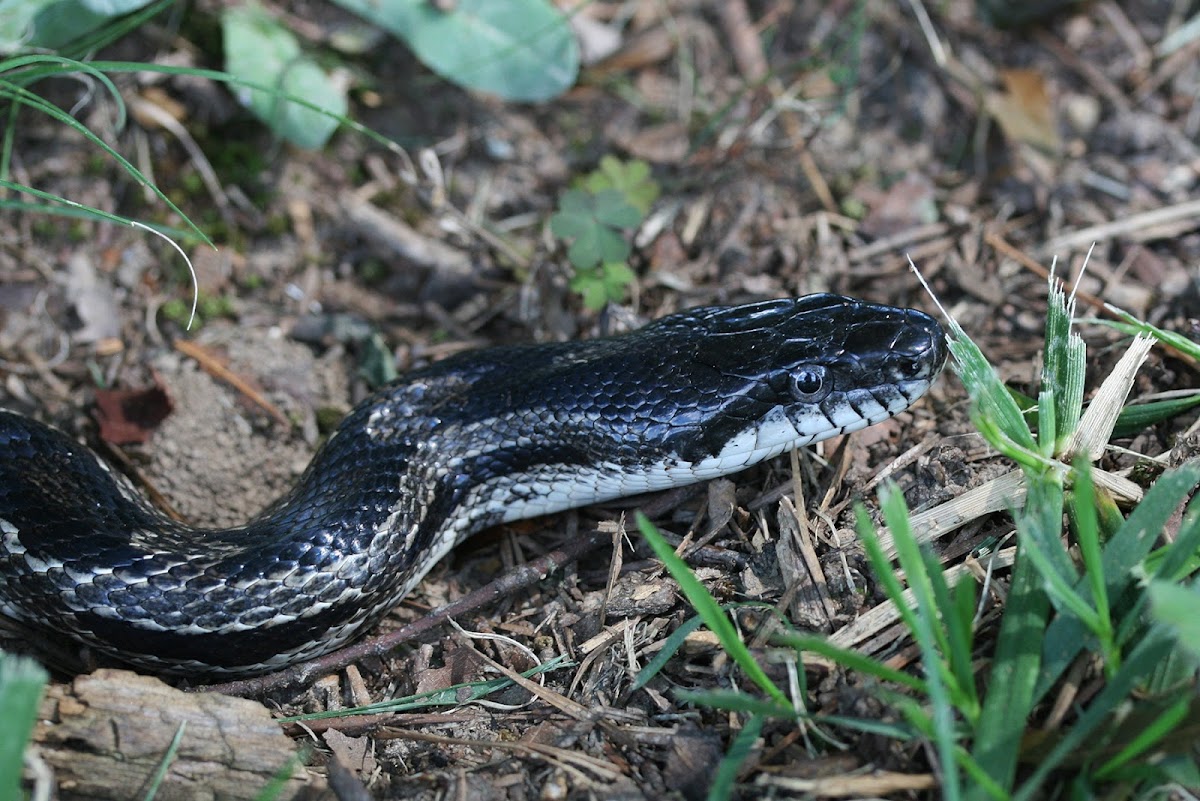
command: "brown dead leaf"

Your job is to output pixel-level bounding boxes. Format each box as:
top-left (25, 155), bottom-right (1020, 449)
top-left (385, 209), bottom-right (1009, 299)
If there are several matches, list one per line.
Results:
top-left (570, 13), bottom-right (622, 66)
top-left (131, 86), bottom-right (188, 129)
top-left (590, 26), bottom-right (676, 74)
top-left (92, 383), bottom-right (173, 445)
top-left (859, 173), bottom-right (939, 239)
top-left (323, 728), bottom-right (377, 776)
top-left (986, 68), bottom-right (1062, 153)
top-left (609, 121), bottom-right (690, 164)
top-left (663, 731), bottom-right (724, 798)
top-left (604, 574), bottom-right (676, 618)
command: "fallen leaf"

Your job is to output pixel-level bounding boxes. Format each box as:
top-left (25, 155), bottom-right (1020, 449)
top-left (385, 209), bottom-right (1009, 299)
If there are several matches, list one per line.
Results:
top-left (859, 173), bottom-right (939, 239)
top-left (324, 728), bottom-right (376, 776)
top-left (93, 384), bottom-right (173, 445)
top-left (986, 68), bottom-right (1062, 153)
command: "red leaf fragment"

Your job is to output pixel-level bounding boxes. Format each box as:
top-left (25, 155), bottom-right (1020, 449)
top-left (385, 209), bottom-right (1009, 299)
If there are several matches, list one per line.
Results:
top-left (93, 384), bottom-right (174, 445)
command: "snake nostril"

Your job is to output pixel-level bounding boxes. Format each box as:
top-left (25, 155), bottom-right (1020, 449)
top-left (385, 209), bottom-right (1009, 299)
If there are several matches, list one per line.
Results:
top-left (899, 358), bottom-right (924, 379)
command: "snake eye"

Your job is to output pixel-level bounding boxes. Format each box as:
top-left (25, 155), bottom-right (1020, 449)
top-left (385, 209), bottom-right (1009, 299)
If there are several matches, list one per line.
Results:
top-left (788, 366), bottom-right (831, 403)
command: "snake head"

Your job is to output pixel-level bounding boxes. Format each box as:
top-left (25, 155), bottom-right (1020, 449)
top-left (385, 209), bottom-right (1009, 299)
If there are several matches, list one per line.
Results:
top-left (667, 294), bottom-right (947, 465)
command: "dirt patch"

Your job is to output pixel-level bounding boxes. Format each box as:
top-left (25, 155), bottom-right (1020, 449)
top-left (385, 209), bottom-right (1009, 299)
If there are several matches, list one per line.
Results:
top-left (137, 325), bottom-right (350, 527)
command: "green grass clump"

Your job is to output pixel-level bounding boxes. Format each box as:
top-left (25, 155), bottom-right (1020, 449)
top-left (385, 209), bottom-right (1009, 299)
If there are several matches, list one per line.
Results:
top-left (636, 276), bottom-right (1200, 799)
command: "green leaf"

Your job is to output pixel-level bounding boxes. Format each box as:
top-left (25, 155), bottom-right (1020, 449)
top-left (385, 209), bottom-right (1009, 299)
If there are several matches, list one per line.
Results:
top-left (80, 0), bottom-right (150, 10)
top-left (581, 156), bottom-right (660, 215)
top-left (222, 5), bottom-right (347, 149)
top-left (0, 0), bottom-right (45, 50)
top-left (0, 652), bottom-right (48, 801)
top-left (550, 189), bottom-right (636, 270)
top-left (6, 0), bottom-right (158, 52)
top-left (591, 188), bottom-right (644, 228)
top-left (0, 0), bottom-right (59, 51)
top-left (569, 261), bottom-right (635, 310)
top-left (330, 0), bottom-right (578, 102)
top-left (567, 230), bottom-right (626, 272)
top-left (358, 332), bottom-right (398, 387)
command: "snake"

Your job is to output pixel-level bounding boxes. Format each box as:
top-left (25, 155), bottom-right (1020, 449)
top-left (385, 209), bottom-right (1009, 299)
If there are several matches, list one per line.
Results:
top-left (0, 294), bottom-right (946, 677)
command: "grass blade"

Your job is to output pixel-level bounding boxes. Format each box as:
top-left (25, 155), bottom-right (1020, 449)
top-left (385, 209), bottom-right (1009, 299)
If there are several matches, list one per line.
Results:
top-left (1042, 278), bottom-right (1085, 447)
top-left (1093, 695), bottom-right (1190, 780)
top-left (142, 721), bottom-right (186, 801)
top-left (967, 478), bottom-right (1055, 799)
top-left (1112, 392), bottom-right (1200, 438)
top-left (1070, 460), bottom-right (1115, 667)
top-left (1097, 308), bottom-right (1200, 362)
top-left (636, 513), bottom-right (789, 708)
top-left (944, 320), bottom-right (1038, 457)
top-left (1147, 579), bottom-right (1200, 663)
top-left (0, 652), bottom-right (48, 801)
top-left (1013, 626), bottom-right (1176, 801)
top-left (706, 714), bottom-right (763, 801)
top-left (771, 631), bottom-right (926, 693)
top-left (870, 486), bottom-right (963, 800)
top-left (1145, 484), bottom-right (1200, 583)
top-left (281, 655), bottom-right (569, 721)
top-left (925, 547), bottom-right (979, 721)
top-left (1037, 462), bottom-right (1200, 701)
top-left (675, 690), bottom-right (793, 718)
top-left (633, 614), bottom-right (705, 690)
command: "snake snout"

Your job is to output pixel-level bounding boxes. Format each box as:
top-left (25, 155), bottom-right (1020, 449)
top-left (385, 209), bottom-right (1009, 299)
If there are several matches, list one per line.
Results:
top-left (892, 310), bottom-right (948, 380)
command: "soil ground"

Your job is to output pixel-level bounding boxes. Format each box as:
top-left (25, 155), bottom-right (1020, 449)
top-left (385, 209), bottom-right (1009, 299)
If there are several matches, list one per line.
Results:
top-left (3, 1), bottom-right (1199, 798)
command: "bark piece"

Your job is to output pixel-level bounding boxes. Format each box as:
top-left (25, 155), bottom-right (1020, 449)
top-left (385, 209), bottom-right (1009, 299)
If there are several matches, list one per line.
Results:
top-left (34, 669), bottom-right (317, 801)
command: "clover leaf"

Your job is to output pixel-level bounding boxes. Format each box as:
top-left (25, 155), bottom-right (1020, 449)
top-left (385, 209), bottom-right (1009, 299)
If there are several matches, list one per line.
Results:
top-left (549, 188), bottom-right (640, 270)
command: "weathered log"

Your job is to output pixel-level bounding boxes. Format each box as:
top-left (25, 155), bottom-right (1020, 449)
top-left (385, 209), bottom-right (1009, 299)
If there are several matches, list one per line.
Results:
top-left (33, 669), bottom-right (320, 801)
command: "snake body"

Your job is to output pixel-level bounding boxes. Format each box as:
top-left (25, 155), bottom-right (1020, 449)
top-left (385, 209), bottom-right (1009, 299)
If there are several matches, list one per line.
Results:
top-left (0, 295), bottom-right (945, 676)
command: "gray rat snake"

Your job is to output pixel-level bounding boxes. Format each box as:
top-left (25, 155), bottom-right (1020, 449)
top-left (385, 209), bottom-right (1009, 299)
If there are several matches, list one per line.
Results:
top-left (0, 294), bottom-right (946, 677)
